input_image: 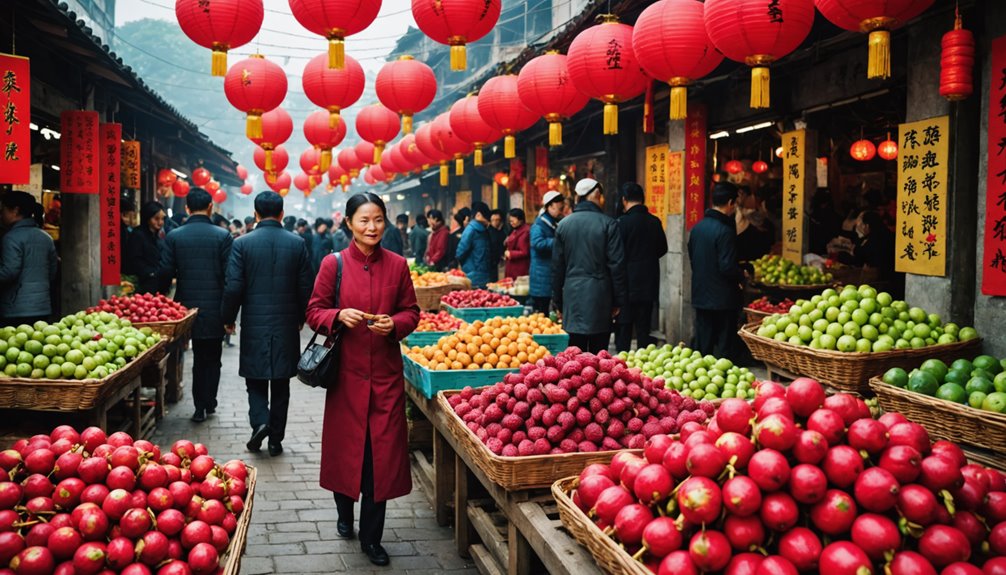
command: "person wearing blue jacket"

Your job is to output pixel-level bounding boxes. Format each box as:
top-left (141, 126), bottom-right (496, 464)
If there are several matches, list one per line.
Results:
top-left (456, 201), bottom-right (492, 289)
top-left (529, 191), bottom-right (565, 314)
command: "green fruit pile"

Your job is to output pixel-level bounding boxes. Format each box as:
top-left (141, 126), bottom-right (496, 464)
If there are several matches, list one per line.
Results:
top-left (618, 344), bottom-right (757, 400)
top-left (883, 354), bottom-right (1006, 414)
top-left (752, 254), bottom-right (833, 286)
top-left (0, 311), bottom-right (161, 380)
top-left (755, 284), bottom-right (979, 352)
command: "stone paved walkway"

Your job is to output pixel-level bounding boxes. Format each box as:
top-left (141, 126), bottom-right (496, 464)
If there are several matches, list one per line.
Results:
top-left (151, 333), bottom-right (478, 575)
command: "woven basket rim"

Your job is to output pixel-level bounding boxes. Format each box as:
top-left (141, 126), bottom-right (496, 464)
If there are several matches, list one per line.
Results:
top-left (868, 376), bottom-right (1006, 425)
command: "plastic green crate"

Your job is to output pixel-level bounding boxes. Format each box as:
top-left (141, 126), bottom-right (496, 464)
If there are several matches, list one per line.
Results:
top-left (404, 330), bottom-right (452, 348)
top-left (442, 304), bottom-right (525, 323)
top-left (402, 355), bottom-right (517, 399)
top-left (532, 333), bottom-right (570, 355)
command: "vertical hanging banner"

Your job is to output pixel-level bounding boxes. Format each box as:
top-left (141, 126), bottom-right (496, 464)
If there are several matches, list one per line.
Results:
top-left (121, 140), bottom-right (141, 189)
top-left (896, 115), bottom-right (948, 276)
top-left (644, 143), bottom-right (669, 221)
top-left (781, 130), bottom-right (806, 265)
top-left (684, 104), bottom-right (707, 230)
top-left (533, 146), bottom-right (549, 207)
top-left (667, 150), bottom-right (684, 216)
top-left (982, 36), bottom-right (1006, 295)
top-left (99, 123), bottom-right (122, 286)
top-left (0, 54), bottom-right (30, 185)
top-left (60, 111), bottom-right (100, 193)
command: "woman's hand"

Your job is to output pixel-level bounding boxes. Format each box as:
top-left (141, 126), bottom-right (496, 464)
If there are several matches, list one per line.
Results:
top-left (367, 314), bottom-right (395, 337)
top-left (338, 308), bottom-right (367, 329)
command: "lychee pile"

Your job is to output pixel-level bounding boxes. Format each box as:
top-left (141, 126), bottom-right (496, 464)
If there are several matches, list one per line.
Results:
top-left (447, 348), bottom-right (717, 456)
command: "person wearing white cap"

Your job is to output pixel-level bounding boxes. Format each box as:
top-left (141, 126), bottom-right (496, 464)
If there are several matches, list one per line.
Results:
top-left (528, 191), bottom-right (566, 313)
top-left (552, 178), bottom-right (628, 353)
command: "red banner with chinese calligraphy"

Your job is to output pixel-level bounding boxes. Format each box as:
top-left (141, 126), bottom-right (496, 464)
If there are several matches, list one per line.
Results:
top-left (0, 54), bottom-right (30, 185)
top-left (533, 145), bottom-right (549, 206)
top-left (60, 111), bottom-right (99, 193)
top-left (684, 104), bottom-right (707, 230)
top-left (982, 36), bottom-right (1006, 295)
top-left (121, 141), bottom-right (141, 189)
top-left (100, 123), bottom-right (121, 286)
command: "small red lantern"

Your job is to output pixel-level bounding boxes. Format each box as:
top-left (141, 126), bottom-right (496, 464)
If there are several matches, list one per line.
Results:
top-left (363, 170), bottom-right (377, 186)
top-left (368, 164), bottom-right (388, 183)
top-left (300, 148), bottom-right (323, 174)
top-left (450, 95), bottom-right (501, 167)
top-left (303, 110), bottom-right (347, 172)
top-left (338, 148), bottom-right (364, 178)
top-left (355, 104), bottom-right (401, 164)
top-left (213, 189), bottom-right (228, 203)
top-left (255, 145), bottom-right (289, 176)
top-left (206, 180), bottom-right (221, 193)
top-left (725, 160), bottom-right (744, 174)
top-left (302, 52), bottom-right (365, 128)
top-left (288, 0), bottom-right (380, 69)
top-left (294, 172), bottom-right (314, 192)
top-left (240, 183), bottom-right (253, 195)
top-left (432, 113), bottom-right (474, 177)
top-left (400, 133), bottom-right (432, 169)
top-left (517, 53), bottom-right (590, 147)
top-left (415, 122), bottom-right (452, 187)
top-left (329, 164), bottom-right (349, 188)
top-left (632, 0), bottom-right (724, 120)
top-left (493, 172), bottom-right (509, 187)
top-left (411, 0), bottom-right (501, 71)
top-left (175, 0), bottom-right (263, 76)
top-left (940, 11), bottom-right (974, 101)
top-left (815, 0), bottom-right (934, 79)
top-left (352, 141), bottom-right (375, 168)
top-left (705, 0), bottom-right (814, 109)
top-left (192, 168), bottom-right (212, 187)
top-left (223, 54), bottom-right (287, 138)
top-left (157, 169), bottom-right (177, 187)
top-left (267, 171), bottom-right (292, 193)
top-left (172, 179), bottom-right (191, 197)
top-left (249, 107), bottom-right (293, 172)
top-left (380, 145), bottom-right (403, 176)
top-left (752, 161), bottom-right (769, 174)
top-left (388, 144), bottom-right (411, 175)
top-left (376, 56), bottom-right (437, 133)
top-left (877, 134), bottom-right (898, 160)
top-left (566, 15), bottom-right (650, 136)
top-left (236, 165), bottom-right (248, 180)
top-left (478, 75), bottom-right (540, 159)
top-left (850, 139), bottom-right (877, 161)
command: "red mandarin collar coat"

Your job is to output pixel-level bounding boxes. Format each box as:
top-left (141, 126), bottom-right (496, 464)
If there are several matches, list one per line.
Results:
top-left (504, 223), bottom-right (531, 279)
top-left (306, 241), bottom-right (420, 501)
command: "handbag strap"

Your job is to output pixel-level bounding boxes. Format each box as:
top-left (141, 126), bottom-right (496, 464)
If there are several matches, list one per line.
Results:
top-left (310, 252), bottom-right (343, 342)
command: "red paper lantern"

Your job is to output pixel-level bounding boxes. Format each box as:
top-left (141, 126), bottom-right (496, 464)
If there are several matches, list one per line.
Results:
top-left (400, 133), bottom-right (432, 169)
top-left (752, 160), bottom-right (769, 174)
top-left (355, 104), bottom-right (401, 164)
top-left (704, 0), bottom-right (814, 109)
top-left (815, 0), bottom-right (934, 79)
top-left (206, 180), bottom-right (221, 193)
top-left (213, 189), bottom-right (228, 203)
top-left (300, 148), bottom-right (323, 175)
top-left (432, 113), bottom-right (474, 177)
top-left (223, 54), bottom-right (287, 138)
top-left (172, 179), bottom-right (191, 197)
top-left (175, 0), bottom-right (263, 76)
top-left (632, 0), bottom-right (724, 120)
top-left (255, 145), bottom-right (289, 175)
top-left (877, 136), bottom-right (898, 160)
top-left (566, 16), bottom-right (650, 136)
top-left (376, 56), bottom-right (437, 134)
top-left (249, 107), bottom-right (293, 172)
top-left (415, 122), bottom-right (452, 187)
top-left (517, 53), bottom-right (590, 147)
top-left (302, 52), bottom-right (365, 127)
top-left (267, 171), bottom-right (292, 193)
top-left (411, 0), bottom-right (501, 71)
top-left (367, 164), bottom-right (387, 183)
top-left (294, 172), bottom-right (315, 192)
top-left (338, 148), bottom-right (364, 178)
top-left (354, 141), bottom-right (376, 168)
top-left (389, 144), bottom-right (411, 175)
top-left (192, 167), bottom-right (212, 187)
top-left (240, 183), bottom-right (253, 195)
top-left (236, 165), bottom-right (248, 180)
top-left (725, 160), bottom-right (744, 174)
top-left (478, 75), bottom-right (540, 158)
top-left (157, 169), bottom-right (177, 187)
top-left (380, 144), bottom-right (403, 176)
top-left (288, 0), bottom-right (381, 69)
top-left (850, 139), bottom-right (877, 161)
top-left (940, 12), bottom-right (974, 101)
top-left (363, 170), bottom-right (377, 186)
top-left (303, 110), bottom-right (347, 172)
top-left (329, 164), bottom-right (349, 188)
top-left (450, 95), bottom-right (501, 167)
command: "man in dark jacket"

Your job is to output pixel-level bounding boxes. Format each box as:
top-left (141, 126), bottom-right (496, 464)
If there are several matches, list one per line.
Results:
top-left (159, 189), bottom-right (233, 423)
top-left (553, 178), bottom-right (628, 354)
top-left (688, 181), bottom-right (746, 361)
top-left (410, 214), bottom-right (430, 263)
top-left (0, 191), bottom-right (57, 325)
top-left (529, 191), bottom-right (564, 313)
top-left (615, 183), bottom-right (668, 352)
top-left (381, 215), bottom-right (404, 255)
top-left (126, 201), bottom-right (167, 295)
top-left (447, 208), bottom-right (469, 269)
top-left (487, 209), bottom-right (506, 282)
top-left (312, 218), bottom-right (333, 272)
top-left (223, 192), bottom-right (313, 457)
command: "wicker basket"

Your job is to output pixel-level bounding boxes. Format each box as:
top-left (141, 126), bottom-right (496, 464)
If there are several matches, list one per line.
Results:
top-left (415, 284), bottom-right (467, 312)
top-left (552, 476), bottom-right (650, 575)
top-left (134, 308), bottom-right (199, 341)
top-left (743, 307), bottom-right (771, 325)
top-left (869, 377), bottom-right (1006, 456)
top-left (436, 391), bottom-right (638, 491)
top-left (221, 465), bottom-right (256, 575)
top-left (738, 322), bottom-right (983, 394)
top-left (0, 339), bottom-right (167, 411)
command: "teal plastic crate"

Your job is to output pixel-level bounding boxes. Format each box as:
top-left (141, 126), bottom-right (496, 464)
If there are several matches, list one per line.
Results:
top-left (402, 355), bottom-right (517, 399)
top-left (442, 304), bottom-right (524, 323)
top-left (532, 333), bottom-right (570, 355)
top-left (404, 330), bottom-right (452, 347)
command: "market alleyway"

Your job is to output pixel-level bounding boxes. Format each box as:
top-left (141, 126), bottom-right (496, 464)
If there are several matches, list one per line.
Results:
top-left (151, 332), bottom-right (478, 575)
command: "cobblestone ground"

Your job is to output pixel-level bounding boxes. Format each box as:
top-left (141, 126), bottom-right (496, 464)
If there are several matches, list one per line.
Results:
top-left (151, 333), bottom-right (477, 575)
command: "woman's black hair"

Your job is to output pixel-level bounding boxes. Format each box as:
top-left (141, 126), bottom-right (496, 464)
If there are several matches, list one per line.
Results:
top-left (345, 192), bottom-right (387, 221)
top-left (453, 207), bottom-right (470, 227)
top-left (508, 208), bottom-right (525, 223)
top-left (140, 201), bottom-right (166, 228)
top-left (1, 191), bottom-right (43, 226)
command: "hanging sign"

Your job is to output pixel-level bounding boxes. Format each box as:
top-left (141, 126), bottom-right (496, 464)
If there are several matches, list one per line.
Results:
top-left (781, 130), bottom-right (806, 265)
top-left (533, 145), bottom-right (549, 207)
top-left (667, 150), bottom-right (684, 216)
top-left (0, 53), bottom-right (30, 185)
top-left (896, 115), bottom-right (948, 276)
top-left (121, 140), bottom-right (141, 189)
top-left (982, 36), bottom-right (1006, 295)
top-left (100, 123), bottom-right (122, 286)
top-left (645, 143), bottom-right (669, 221)
top-left (684, 104), bottom-right (707, 230)
top-left (60, 111), bottom-right (100, 193)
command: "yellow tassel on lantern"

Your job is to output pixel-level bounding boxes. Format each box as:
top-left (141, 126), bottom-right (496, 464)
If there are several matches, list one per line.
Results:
top-left (669, 79), bottom-right (689, 120)
top-left (455, 158), bottom-right (464, 176)
top-left (450, 43), bottom-right (467, 71)
top-left (340, 175), bottom-right (349, 186)
top-left (374, 144), bottom-right (384, 164)
top-left (211, 47), bottom-right (227, 77)
top-left (246, 114), bottom-right (263, 139)
top-left (350, 169), bottom-right (360, 178)
top-left (603, 102), bottom-right (619, 135)
top-left (439, 163), bottom-right (449, 186)
top-left (474, 148), bottom-right (483, 166)
top-left (402, 115), bottom-right (413, 134)
top-left (264, 149), bottom-right (274, 172)
top-left (505, 135), bottom-right (516, 159)
top-left (328, 37), bottom-right (345, 69)
top-left (320, 150), bottom-right (332, 172)
top-left (549, 122), bottom-right (563, 147)
top-left (868, 29), bottom-right (891, 79)
top-left (266, 172), bottom-right (277, 184)
top-left (328, 110), bottom-right (341, 129)
top-left (750, 66), bottom-right (770, 109)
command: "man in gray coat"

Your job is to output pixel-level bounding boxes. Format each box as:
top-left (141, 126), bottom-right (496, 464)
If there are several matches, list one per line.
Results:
top-left (159, 189), bottom-right (233, 423)
top-left (0, 191), bottom-right (57, 326)
top-left (552, 178), bottom-right (628, 354)
top-left (223, 192), bottom-right (314, 457)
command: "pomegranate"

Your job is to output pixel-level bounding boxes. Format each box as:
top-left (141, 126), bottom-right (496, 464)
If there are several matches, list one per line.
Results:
top-left (689, 530), bottom-right (731, 572)
top-left (888, 551), bottom-right (937, 575)
top-left (790, 464), bottom-right (828, 504)
top-left (658, 550), bottom-right (698, 575)
top-left (677, 477), bottom-right (722, 525)
top-left (725, 552), bottom-right (764, 575)
top-left (0, 483), bottom-right (22, 509)
top-left (138, 531), bottom-right (170, 566)
top-left (80, 484), bottom-right (109, 506)
top-left (880, 445), bottom-right (924, 484)
top-left (715, 432), bottom-right (756, 469)
top-left (157, 560), bottom-right (194, 575)
top-left (0, 532), bottom-right (24, 565)
top-left (722, 476), bottom-right (762, 517)
top-left (823, 445), bottom-right (864, 488)
top-left (810, 489), bottom-right (858, 535)
top-left (991, 522), bottom-right (1006, 556)
top-left (662, 442), bottom-right (690, 480)
top-left (11, 546), bottom-right (55, 575)
top-left (24, 524), bottom-right (54, 548)
top-left (641, 517), bottom-right (681, 558)
top-left (196, 500), bottom-right (227, 526)
top-left (716, 399), bottom-right (755, 435)
top-left (187, 542), bottom-right (218, 575)
top-left (156, 509), bottom-right (186, 537)
top-left (753, 381), bottom-right (786, 412)
top-left (21, 475), bottom-right (54, 499)
top-left (851, 513), bottom-right (901, 561)
top-left (209, 525), bottom-right (228, 553)
top-left (854, 467), bottom-right (900, 512)
top-left (807, 409), bottom-right (846, 446)
top-left (106, 466), bottom-right (137, 491)
top-left (792, 430), bottom-right (829, 465)
top-left (878, 412), bottom-right (909, 429)
top-left (984, 492), bottom-right (1006, 523)
top-left (72, 542), bottom-right (107, 575)
top-left (686, 444), bottom-right (727, 478)
top-left (724, 515), bottom-right (766, 551)
top-left (748, 449), bottom-right (790, 492)
top-left (918, 525), bottom-right (971, 567)
top-left (609, 452), bottom-right (640, 483)
top-left (942, 563), bottom-right (983, 575)
top-left (847, 419), bottom-right (889, 455)
top-left (594, 486), bottom-right (635, 525)
top-left (120, 507), bottom-right (153, 539)
top-left (920, 455), bottom-right (964, 492)
top-left (952, 477), bottom-right (987, 512)
top-left (897, 484), bottom-right (939, 526)
top-left (77, 457), bottom-right (109, 485)
top-left (77, 508), bottom-right (109, 541)
top-left (633, 464), bottom-right (672, 505)
top-left (757, 556), bottom-right (800, 575)
top-left (23, 449), bottom-right (56, 475)
top-left (106, 536), bottom-right (135, 569)
top-left (818, 541), bottom-right (874, 575)
top-left (53, 451), bottom-right (83, 481)
top-left (786, 377), bottom-right (826, 417)
top-left (620, 457), bottom-right (648, 492)
top-left (888, 422), bottom-right (931, 455)
top-left (613, 504), bottom-right (652, 546)
top-left (823, 393), bottom-right (863, 426)
top-left (757, 397), bottom-right (795, 421)
top-left (755, 414), bottom-right (798, 452)
top-left (951, 511), bottom-right (988, 549)
top-left (984, 557), bottom-right (1006, 575)
top-left (930, 441), bottom-right (967, 469)
top-left (778, 527), bottom-right (822, 572)
top-left (220, 460), bottom-right (247, 481)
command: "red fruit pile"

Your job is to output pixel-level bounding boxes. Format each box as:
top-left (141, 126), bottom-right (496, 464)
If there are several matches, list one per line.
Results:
top-left (747, 297), bottom-right (796, 314)
top-left (89, 295), bottom-right (189, 324)
top-left (0, 426), bottom-right (249, 575)
top-left (447, 348), bottom-right (716, 456)
top-left (570, 377), bottom-right (1006, 575)
top-left (415, 311), bottom-right (463, 332)
top-left (441, 290), bottom-right (519, 309)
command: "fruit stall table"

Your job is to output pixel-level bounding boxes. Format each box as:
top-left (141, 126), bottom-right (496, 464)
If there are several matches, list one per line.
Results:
top-left (135, 308), bottom-right (198, 404)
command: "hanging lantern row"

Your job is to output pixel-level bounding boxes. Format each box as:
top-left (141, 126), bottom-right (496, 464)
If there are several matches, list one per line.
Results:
top-left (175, 0), bottom-right (264, 76)
top-left (411, 0), bottom-right (502, 71)
top-left (376, 56), bottom-right (438, 133)
top-left (752, 160), bottom-right (769, 174)
top-left (223, 54), bottom-right (287, 139)
top-left (481, 74), bottom-right (541, 158)
top-left (516, 53), bottom-right (588, 148)
top-left (850, 139), bottom-right (877, 161)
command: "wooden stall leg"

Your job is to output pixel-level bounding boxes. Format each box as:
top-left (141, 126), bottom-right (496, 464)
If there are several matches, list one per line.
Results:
top-left (131, 385), bottom-right (142, 439)
top-left (433, 428), bottom-right (455, 527)
top-left (507, 521), bottom-right (531, 575)
top-left (454, 453), bottom-right (474, 558)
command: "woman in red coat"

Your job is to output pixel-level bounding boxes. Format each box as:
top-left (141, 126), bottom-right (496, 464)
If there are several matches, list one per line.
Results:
top-left (305, 192), bottom-right (420, 567)
top-left (503, 208), bottom-right (531, 278)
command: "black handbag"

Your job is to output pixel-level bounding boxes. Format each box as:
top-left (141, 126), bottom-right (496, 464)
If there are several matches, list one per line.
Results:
top-left (297, 253), bottom-right (343, 388)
